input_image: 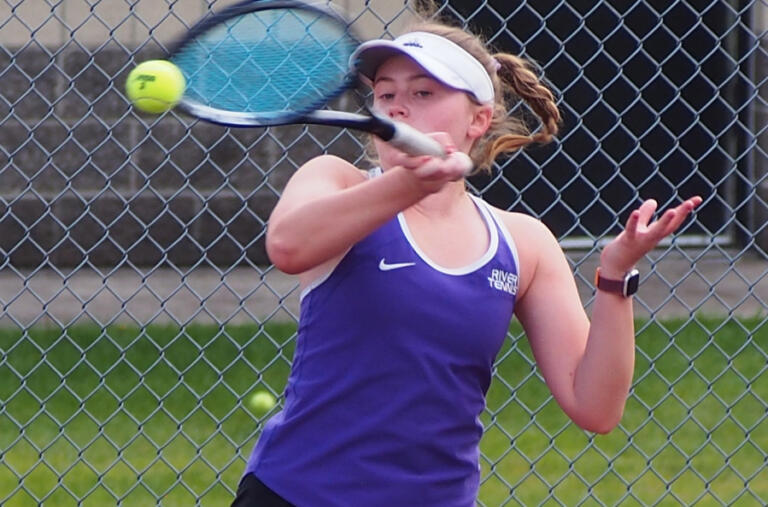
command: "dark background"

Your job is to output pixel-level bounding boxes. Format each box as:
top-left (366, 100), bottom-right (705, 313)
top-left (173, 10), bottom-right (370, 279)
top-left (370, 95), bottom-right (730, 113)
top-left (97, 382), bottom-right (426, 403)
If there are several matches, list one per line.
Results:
top-left (459, 0), bottom-right (755, 242)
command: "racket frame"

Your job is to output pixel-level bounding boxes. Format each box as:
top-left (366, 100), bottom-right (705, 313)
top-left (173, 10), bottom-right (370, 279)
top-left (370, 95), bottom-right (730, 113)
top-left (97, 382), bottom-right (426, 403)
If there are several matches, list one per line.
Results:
top-left (166, 0), bottom-right (448, 158)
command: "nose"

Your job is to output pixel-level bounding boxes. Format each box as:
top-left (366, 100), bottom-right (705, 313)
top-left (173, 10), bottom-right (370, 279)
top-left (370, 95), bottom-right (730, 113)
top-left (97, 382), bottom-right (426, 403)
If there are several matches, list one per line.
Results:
top-left (385, 96), bottom-right (408, 119)
top-left (388, 105), bottom-right (407, 119)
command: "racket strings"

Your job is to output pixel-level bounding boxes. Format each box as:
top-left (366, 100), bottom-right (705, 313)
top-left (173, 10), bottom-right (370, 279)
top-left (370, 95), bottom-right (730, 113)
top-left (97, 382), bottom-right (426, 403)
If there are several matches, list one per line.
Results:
top-left (172, 7), bottom-right (356, 117)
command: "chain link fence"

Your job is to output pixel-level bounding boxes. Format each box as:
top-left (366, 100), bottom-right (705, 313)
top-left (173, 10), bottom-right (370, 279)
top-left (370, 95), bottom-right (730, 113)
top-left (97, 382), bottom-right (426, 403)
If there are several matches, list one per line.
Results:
top-left (1, 0), bottom-right (767, 505)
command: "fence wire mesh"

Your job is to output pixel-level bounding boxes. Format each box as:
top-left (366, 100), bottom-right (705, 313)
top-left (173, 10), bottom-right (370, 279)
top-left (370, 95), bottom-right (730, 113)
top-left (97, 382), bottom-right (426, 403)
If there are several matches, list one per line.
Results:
top-left (0, 0), bottom-right (767, 505)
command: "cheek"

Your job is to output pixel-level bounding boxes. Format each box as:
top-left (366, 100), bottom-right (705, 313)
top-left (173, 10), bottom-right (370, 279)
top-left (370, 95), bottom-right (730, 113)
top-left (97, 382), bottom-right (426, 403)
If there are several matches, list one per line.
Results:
top-left (433, 109), bottom-right (474, 142)
top-left (371, 97), bottom-right (385, 113)
top-left (430, 97), bottom-right (473, 126)
top-left (415, 104), bottom-right (467, 133)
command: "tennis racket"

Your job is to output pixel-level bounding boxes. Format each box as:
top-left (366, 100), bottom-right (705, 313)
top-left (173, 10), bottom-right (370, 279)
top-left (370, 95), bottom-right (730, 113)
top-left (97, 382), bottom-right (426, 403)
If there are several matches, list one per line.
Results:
top-left (166, 0), bottom-right (457, 160)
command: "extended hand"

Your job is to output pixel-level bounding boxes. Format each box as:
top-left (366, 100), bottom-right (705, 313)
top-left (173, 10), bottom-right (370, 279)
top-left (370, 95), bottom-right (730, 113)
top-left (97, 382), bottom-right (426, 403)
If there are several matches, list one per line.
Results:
top-left (600, 196), bottom-right (703, 276)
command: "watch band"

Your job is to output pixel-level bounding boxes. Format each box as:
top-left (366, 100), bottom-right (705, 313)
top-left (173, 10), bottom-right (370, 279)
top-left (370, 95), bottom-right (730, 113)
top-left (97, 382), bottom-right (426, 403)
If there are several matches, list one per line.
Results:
top-left (594, 267), bottom-right (640, 297)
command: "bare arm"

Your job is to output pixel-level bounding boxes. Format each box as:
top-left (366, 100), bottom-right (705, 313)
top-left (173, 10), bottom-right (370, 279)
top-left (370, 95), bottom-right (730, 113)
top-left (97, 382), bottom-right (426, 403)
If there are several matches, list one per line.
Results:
top-left (513, 196), bottom-right (702, 433)
top-left (266, 148), bottom-right (468, 274)
top-left (266, 155), bottom-right (421, 274)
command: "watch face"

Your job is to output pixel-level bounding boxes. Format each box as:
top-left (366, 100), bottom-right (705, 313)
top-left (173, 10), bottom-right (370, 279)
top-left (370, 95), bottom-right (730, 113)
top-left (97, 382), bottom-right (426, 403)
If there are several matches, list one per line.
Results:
top-left (624, 269), bottom-right (640, 296)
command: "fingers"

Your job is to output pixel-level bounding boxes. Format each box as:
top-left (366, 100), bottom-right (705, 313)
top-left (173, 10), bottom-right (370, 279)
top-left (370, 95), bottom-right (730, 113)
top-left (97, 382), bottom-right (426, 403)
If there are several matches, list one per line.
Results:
top-left (653, 208), bottom-right (679, 238)
top-left (389, 131), bottom-right (456, 170)
top-left (636, 199), bottom-right (658, 226)
top-left (624, 209), bottom-right (640, 241)
top-left (604, 195), bottom-right (702, 272)
top-left (391, 132), bottom-right (472, 191)
top-left (394, 153), bottom-right (432, 170)
top-left (428, 132), bottom-right (457, 154)
top-left (410, 151), bottom-right (469, 182)
top-left (624, 199), bottom-right (656, 241)
top-left (659, 196), bottom-right (702, 236)
top-left (448, 151), bottom-right (473, 176)
top-left (629, 195), bottom-right (702, 240)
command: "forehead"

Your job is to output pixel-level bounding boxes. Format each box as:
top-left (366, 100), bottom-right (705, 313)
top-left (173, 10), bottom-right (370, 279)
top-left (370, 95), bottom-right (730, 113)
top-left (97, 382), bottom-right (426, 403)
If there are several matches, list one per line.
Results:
top-left (373, 54), bottom-right (437, 83)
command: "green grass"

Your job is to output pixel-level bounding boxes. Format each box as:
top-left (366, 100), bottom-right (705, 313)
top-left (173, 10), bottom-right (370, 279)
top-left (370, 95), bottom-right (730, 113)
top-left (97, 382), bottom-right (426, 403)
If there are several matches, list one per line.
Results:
top-left (1, 316), bottom-right (767, 506)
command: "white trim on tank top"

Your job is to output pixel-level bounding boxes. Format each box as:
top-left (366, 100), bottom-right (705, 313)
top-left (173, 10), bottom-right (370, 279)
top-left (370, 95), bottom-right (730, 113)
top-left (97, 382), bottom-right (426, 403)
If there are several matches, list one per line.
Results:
top-left (298, 167), bottom-right (520, 300)
top-left (372, 166), bottom-right (520, 279)
top-left (480, 200), bottom-right (522, 283)
top-left (396, 194), bottom-right (498, 276)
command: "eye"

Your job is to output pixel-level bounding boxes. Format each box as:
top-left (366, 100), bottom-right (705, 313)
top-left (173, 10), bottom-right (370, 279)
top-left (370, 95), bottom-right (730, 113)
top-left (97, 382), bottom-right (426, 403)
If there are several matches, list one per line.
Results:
top-left (376, 92), bottom-right (395, 101)
top-left (415, 90), bottom-right (432, 98)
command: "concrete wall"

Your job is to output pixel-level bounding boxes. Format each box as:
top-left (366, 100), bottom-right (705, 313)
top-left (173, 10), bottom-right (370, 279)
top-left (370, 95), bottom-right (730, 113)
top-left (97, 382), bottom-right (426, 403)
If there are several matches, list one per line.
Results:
top-left (0, 1), bottom-right (417, 267)
top-left (0, 1), bottom-right (415, 46)
top-left (1, 1), bottom-right (765, 265)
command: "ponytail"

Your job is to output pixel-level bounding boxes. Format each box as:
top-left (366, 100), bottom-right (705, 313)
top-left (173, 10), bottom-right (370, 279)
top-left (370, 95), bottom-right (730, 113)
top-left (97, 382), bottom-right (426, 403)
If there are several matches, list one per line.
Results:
top-left (406, 16), bottom-right (561, 172)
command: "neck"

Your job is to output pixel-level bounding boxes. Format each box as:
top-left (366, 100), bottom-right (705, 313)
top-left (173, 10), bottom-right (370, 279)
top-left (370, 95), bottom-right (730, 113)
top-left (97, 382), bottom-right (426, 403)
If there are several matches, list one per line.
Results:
top-left (410, 180), bottom-right (470, 217)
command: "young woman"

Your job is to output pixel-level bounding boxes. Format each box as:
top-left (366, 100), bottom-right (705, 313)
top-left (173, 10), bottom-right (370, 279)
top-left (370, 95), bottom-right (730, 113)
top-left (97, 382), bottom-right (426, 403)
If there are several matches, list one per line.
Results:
top-left (232, 16), bottom-right (702, 507)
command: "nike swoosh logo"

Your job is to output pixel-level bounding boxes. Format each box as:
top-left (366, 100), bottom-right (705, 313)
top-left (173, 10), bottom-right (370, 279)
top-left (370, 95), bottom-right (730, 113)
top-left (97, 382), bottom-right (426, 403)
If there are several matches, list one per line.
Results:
top-left (378, 259), bottom-right (416, 271)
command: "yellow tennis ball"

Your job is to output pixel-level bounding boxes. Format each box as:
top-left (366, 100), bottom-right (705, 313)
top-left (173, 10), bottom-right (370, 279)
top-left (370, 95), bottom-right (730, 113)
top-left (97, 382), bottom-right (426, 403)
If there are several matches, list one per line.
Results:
top-left (126, 60), bottom-right (185, 114)
top-left (249, 391), bottom-right (276, 415)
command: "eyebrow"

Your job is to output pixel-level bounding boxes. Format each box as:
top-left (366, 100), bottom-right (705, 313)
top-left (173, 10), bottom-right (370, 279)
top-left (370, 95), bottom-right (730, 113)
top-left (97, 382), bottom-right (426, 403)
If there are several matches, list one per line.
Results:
top-left (372, 73), bottom-right (435, 86)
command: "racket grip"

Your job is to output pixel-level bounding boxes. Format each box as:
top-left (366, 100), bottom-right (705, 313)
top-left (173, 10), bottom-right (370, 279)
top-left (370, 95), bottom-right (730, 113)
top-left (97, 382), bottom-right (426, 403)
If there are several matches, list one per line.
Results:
top-left (389, 121), bottom-right (446, 157)
top-left (389, 121), bottom-right (474, 175)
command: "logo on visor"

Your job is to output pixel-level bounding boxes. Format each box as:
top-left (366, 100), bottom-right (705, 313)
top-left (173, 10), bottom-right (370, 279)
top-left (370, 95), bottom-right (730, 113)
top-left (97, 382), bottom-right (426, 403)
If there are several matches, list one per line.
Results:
top-left (403, 41), bottom-right (423, 48)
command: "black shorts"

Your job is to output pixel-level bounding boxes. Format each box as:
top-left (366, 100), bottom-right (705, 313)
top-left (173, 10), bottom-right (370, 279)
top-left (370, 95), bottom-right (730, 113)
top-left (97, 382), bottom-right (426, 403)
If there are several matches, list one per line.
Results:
top-left (231, 473), bottom-right (295, 507)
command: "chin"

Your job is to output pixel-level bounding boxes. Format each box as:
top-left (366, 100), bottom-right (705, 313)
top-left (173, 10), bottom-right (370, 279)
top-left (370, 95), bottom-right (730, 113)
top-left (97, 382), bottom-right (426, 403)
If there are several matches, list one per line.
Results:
top-left (372, 143), bottom-right (398, 165)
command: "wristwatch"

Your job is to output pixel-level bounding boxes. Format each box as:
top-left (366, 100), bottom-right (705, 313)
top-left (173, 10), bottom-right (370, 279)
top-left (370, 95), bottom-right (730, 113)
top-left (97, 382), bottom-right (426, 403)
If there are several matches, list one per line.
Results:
top-left (594, 267), bottom-right (640, 297)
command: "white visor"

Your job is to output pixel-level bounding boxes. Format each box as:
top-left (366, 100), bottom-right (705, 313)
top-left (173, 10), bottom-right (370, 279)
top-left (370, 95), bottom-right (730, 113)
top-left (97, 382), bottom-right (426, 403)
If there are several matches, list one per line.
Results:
top-left (349, 31), bottom-right (494, 104)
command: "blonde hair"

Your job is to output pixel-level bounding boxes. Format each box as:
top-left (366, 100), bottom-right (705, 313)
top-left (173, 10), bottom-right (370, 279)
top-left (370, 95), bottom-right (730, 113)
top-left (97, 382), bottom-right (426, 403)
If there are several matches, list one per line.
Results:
top-left (393, 2), bottom-right (561, 172)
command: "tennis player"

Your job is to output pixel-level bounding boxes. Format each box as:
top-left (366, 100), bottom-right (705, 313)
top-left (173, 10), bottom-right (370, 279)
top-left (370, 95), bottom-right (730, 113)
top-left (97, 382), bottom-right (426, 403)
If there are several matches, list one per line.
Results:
top-left (232, 15), bottom-right (702, 507)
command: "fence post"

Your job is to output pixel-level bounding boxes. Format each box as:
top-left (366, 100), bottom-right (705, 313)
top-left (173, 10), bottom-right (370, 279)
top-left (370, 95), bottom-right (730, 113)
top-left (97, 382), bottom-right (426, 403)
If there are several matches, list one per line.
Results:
top-left (756, 1), bottom-right (768, 252)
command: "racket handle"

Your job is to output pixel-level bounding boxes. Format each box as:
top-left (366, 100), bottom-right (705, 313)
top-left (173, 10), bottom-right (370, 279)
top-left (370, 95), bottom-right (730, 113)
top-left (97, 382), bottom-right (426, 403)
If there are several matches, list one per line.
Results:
top-left (388, 120), bottom-right (474, 175)
top-left (388, 121), bottom-right (445, 157)
top-left (309, 110), bottom-right (475, 174)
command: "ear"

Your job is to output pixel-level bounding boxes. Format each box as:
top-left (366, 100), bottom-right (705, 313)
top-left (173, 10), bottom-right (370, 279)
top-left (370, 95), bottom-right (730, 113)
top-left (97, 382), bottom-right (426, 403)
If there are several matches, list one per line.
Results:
top-left (467, 105), bottom-right (493, 140)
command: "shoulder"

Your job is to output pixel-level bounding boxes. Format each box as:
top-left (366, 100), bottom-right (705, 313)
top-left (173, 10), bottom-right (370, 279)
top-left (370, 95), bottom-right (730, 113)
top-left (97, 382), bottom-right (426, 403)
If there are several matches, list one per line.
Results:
top-left (484, 204), bottom-right (562, 298)
top-left (486, 204), bottom-right (559, 251)
top-left (489, 206), bottom-right (548, 233)
top-left (293, 154), bottom-right (369, 187)
top-left (272, 155), bottom-right (369, 226)
top-left (299, 153), bottom-right (364, 174)
top-left (276, 155), bottom-right (369, 206)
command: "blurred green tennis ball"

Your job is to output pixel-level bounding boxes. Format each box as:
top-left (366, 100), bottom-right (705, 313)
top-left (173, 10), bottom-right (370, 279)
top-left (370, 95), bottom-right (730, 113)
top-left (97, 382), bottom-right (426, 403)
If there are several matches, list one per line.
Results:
top-left (249, 391), bottom-right (276, 415)
top-left (125, 60), bottom-right (185, 114)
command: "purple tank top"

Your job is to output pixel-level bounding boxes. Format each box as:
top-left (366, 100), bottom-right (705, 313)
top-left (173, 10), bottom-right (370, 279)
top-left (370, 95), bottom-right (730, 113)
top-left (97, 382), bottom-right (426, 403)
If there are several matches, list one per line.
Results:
top-left (247, 180), bottom-right (519, 506)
